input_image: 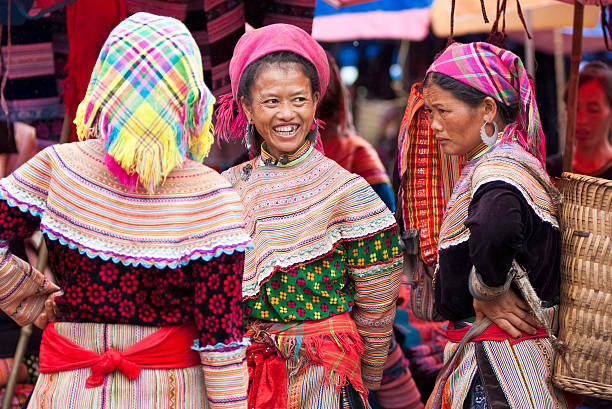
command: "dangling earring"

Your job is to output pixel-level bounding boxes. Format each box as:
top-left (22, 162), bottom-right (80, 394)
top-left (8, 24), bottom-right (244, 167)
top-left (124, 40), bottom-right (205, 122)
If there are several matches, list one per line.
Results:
top-left (480, 120), bottom-right (498, 146)
top-left (308, 119), bottom-right (319, 142)
top-left (244, 122), bottom-right (253, 151)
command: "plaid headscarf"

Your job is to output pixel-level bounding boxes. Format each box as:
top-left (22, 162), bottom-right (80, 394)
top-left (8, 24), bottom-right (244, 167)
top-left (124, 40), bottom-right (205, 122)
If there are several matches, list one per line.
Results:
top-left (215, 23), bottom-right (329, 155)
top-left (426, 42), bottom-right (546, 167)
top-left (74, 12), bottom-right (215, 193)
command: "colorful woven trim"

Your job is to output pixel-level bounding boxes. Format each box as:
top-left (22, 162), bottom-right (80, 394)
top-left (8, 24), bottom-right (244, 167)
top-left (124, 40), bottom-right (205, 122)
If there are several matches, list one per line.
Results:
top-left (223, 148), bottom-right (396, 298)
top-left (397, 83), bottom-right (463, 265)
top-left (438, 142), bottom-right (559, 251)
top-left (259, 140), bottom-right (313, 167)
top-left (0, 140), bottom-right (252, 269)
top-left (74, 13), bottom-right (215, 193)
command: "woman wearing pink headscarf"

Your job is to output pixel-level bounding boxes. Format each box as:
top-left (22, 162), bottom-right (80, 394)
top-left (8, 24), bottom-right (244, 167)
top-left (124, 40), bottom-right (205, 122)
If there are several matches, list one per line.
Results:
top-left (416, 42), bottom-right (570, 409)
top-left (216, 24), bottom-right (402, 409)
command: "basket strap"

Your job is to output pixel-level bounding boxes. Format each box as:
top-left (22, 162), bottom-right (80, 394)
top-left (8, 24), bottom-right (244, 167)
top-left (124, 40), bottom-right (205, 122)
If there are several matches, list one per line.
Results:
top-left (429, 317), bottom-right (492, 409)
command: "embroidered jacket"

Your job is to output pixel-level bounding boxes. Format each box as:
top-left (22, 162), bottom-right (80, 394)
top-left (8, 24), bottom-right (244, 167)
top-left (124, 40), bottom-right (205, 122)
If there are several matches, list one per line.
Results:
top-left (223, 142), bottom-right (402, 388)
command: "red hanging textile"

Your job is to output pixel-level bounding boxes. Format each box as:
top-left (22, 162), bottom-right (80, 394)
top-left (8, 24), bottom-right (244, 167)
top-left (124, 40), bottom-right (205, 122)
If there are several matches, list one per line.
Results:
top-left (63, 0), bottom-right (127, 142)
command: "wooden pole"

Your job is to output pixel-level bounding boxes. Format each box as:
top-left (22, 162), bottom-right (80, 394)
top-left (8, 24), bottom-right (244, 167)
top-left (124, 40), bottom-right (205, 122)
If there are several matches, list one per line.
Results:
top-left (524, 10), bottom-right (535, 78)
top-left (1, 243), bottom-right (48, 409)
top-left (553, 28), bottom-right (567, 151)
top-left (563, 1), bottom-right (584, 172)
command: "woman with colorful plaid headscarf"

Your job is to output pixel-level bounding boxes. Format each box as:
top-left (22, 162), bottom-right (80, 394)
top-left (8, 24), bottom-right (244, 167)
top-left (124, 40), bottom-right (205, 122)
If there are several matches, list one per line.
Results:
top-left (416, 42), bottom-right (570, 409)
top-left (216, 23), bottom-right (403, 409)
top-left (0, 13), bottom-right (253, 408)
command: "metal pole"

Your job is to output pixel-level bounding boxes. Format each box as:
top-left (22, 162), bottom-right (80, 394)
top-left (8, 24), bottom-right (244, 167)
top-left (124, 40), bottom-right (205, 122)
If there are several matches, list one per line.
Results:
top-left (563, 1), bottom-right (584, 172)
top-left (1, 242), bottom-right (48, 409)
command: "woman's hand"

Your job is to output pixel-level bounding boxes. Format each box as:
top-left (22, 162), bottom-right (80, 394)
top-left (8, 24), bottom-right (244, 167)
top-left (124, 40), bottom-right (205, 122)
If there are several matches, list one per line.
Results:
top-left (33, 291), bottom-right (61, 329)
top-left (473, 289), bottom-right (539, 338)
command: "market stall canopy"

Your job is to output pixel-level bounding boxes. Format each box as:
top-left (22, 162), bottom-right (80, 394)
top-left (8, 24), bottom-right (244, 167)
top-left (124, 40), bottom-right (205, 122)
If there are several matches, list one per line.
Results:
top-left (322, 0), bottom-right (376, 6)
top-left (430, 0), bottom-right (600, 37)
top-left (312, 0), bottom-right (433, 41)
top-left (506, 23), bottom-right (611, 53)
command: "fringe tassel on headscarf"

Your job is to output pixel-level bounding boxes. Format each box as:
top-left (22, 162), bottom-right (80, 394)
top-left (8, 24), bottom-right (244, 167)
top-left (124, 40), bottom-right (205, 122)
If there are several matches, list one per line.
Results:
top-left (74, 13), bottom-right (216, 193)
top-left (215, 93), bottom-right (248, 144)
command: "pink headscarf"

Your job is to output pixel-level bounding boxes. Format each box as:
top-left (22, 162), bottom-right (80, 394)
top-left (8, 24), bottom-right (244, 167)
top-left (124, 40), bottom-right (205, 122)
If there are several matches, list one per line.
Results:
top-left (426, 42), bottom-right (546, 167)
top-left (215, 23), bottom-right (329, 155)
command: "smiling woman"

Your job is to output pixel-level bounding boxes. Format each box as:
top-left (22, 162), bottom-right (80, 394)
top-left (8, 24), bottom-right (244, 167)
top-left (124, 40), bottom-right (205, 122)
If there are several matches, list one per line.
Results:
top-left (239, 54), bottom-right (320, 158)
top-left (216, 23), bottom-right (403, 409)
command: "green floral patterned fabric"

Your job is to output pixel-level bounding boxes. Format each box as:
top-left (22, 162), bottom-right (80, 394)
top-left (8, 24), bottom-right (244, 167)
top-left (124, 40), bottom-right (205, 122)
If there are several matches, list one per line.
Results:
top-left (246, 226), bottom-right (402, 322)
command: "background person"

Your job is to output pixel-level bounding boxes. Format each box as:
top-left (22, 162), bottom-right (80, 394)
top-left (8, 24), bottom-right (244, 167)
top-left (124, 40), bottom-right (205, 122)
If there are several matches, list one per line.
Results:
top-left (318, 53), bottom-right (396, 211)
top-left (547, 61), bottom-right (612, 179)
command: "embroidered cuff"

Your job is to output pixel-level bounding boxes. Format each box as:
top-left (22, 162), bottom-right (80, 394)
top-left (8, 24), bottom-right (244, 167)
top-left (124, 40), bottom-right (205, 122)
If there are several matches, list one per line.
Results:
top-left (352, 305), bottom-right (396, 390)
top-left (0, 241), bottom-right (7, 260)
top-left (468, 266), bottom-right (513, 301)
top-left (199, 343), bottom-right (248, 409)
top-left (192, 337), bottom-right (250, 352)
top-left (0, 253), bottom-right (60, 325)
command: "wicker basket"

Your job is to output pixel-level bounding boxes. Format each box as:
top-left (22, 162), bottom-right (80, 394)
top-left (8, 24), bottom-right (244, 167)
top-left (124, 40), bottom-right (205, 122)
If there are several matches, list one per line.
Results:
top-left (553, 172), bottom-right (612, 401)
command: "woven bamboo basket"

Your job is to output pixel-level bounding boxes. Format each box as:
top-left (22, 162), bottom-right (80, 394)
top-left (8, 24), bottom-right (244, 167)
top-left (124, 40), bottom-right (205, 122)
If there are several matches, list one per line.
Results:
top-left (553, 172), bottom-right (612, 401)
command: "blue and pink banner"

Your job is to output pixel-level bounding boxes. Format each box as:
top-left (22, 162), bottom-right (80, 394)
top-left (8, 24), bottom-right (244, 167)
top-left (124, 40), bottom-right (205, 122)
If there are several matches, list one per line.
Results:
top-left (312, 0), bottom-right (433, 41)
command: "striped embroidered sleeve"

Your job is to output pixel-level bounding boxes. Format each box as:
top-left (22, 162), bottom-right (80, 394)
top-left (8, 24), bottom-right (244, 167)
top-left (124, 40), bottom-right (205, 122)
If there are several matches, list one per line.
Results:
top-left (346, 226), bottom-right (403, 389)
top-left (191, 253), bottom-right (249, 408)
top-left (0, 200), bottom-right (59, 325)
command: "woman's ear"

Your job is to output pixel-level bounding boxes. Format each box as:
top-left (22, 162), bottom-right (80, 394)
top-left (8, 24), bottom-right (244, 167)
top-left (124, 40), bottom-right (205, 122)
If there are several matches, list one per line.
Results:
top-left (240, 97), bottom-right (252, 123)
top-left (482, 96), bottom-right (498, 122)
top-left (313, 91), bottom-right (321, 107)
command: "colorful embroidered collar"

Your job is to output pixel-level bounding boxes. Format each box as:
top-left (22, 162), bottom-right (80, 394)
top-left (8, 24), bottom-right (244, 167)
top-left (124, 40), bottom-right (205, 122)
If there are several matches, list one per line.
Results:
top-left (259, 141), bottom-right (314, 167)
top-left (0, 140), bottom-right (253, 268)
top-left (223, 149), bottom-right (396, 298)
top-left (438, 142), bottom-right (559, 251)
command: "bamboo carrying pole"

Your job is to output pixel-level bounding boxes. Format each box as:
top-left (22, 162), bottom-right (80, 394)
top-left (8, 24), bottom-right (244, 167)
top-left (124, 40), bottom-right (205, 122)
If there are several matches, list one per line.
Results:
top-left (1, 243), bottom-right (48, 409)
top-left (563, 1), bottom-right (585, 172)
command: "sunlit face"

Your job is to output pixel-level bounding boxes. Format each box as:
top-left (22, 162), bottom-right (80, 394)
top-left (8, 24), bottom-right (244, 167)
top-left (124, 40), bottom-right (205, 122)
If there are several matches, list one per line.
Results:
top-left (241, 62), bottom-right (320, 158)
top-left (422, 84), bottom-right (485, 156)
top-left (575, 80), bottom-right (612, 148)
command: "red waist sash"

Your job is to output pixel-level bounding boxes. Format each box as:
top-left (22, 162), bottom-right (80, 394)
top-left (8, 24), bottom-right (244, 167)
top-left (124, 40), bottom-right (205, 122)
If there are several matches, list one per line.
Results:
top-left (246, 312), bottom-right (366, 409)
top-left (446, 321), bottom-right (549, 346)
top-left (39, 322), bottom-right (201, 388)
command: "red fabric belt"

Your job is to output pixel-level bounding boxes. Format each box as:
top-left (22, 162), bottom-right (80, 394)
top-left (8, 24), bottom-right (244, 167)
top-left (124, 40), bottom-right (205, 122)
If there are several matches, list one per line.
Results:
top-left (39, 322), bottom-right (201, 388)
top-left (446, 321), bottom-right (549, 345)
top-left (246, 343), bottom-right (287, 409)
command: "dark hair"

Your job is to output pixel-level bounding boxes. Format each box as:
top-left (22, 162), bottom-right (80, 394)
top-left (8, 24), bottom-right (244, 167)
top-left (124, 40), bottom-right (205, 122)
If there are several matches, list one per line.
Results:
top-left (317, 51), bottom-right (342, 128)
top-left (565, 61), bottom-right (612, 107)
top-left (423, 72), bottom-right (518, 125)
top-left (237, 51), bottom-right (320, 104)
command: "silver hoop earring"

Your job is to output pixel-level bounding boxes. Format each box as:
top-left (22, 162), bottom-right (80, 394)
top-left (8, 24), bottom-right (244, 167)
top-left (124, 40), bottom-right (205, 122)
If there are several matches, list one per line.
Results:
top-left (480, 120), bottom-right (498, 146)
top-left (244, 123), bottom-right (253, 151)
